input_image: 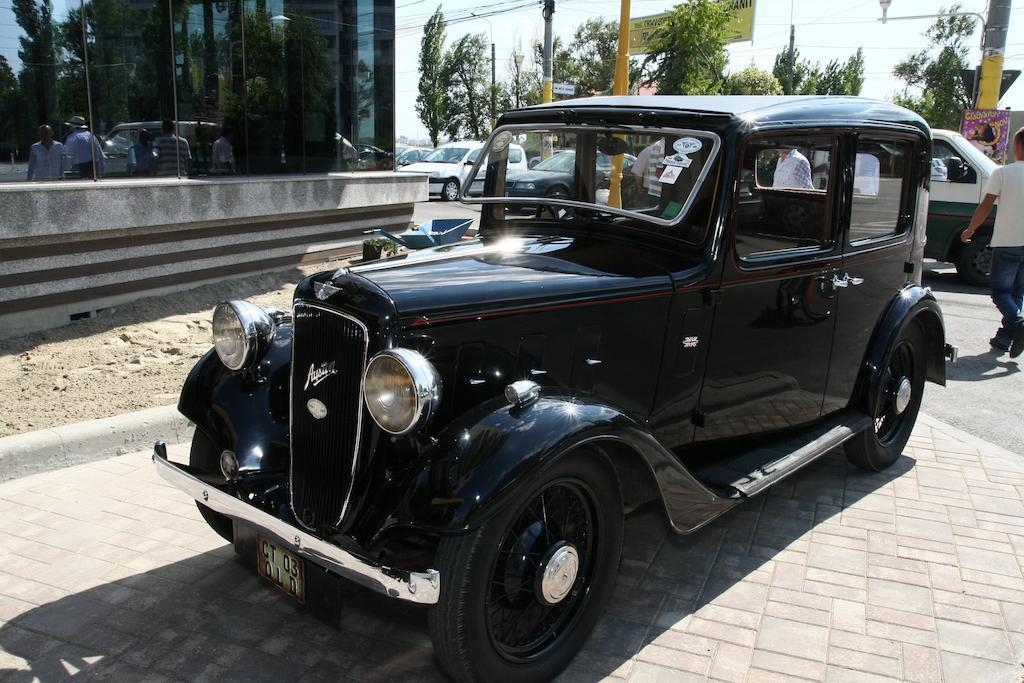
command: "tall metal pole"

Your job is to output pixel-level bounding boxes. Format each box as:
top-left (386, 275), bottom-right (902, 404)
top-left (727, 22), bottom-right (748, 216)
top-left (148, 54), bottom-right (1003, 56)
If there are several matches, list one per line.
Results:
top-left (787, 24), bottom-right (795, 94)
top-left (607, 0), bottom-right (630, 208)
top-left (491, 41), bottom-right (497, 128)
top-left (542, 0), bottom-right (554, 104)
top-left (787, 0), bottom-right (795, 94)
top-left (978, 0), bottom-right (1012, 108)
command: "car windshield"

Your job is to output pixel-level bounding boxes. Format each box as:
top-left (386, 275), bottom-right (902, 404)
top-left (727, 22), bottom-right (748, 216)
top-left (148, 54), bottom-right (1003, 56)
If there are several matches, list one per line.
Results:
top-left (424, 147), bottom-right (470, 163)
top-left (467, 126), bottom-right (719, 230)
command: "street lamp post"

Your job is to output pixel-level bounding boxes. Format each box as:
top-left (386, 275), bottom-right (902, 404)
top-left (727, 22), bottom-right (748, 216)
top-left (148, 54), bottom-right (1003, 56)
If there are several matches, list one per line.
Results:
top-left (878, 0), bottom-right (1011, 109)
top-left (513, 52), bottom-right (525, 109)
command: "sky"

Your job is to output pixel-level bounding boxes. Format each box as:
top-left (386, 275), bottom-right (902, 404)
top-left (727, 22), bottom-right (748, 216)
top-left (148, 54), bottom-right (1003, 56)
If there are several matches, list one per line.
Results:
top-left (394, 0), bottom-right (1024, 141)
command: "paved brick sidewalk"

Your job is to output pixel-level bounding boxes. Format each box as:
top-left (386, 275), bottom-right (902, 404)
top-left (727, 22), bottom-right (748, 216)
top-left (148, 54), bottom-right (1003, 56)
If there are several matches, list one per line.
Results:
top-left (2, 415), bottom-right (1024, 682)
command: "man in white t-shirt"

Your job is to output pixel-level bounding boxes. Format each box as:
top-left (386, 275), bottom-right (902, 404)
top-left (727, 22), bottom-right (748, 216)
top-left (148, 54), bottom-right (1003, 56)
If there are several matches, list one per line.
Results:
top-left (962, 127), bottom-right (1024, 356)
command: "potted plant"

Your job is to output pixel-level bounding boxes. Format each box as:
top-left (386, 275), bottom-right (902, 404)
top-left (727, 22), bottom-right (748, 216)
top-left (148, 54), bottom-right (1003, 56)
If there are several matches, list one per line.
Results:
top-left (362, 237), bottom-right (399, 261)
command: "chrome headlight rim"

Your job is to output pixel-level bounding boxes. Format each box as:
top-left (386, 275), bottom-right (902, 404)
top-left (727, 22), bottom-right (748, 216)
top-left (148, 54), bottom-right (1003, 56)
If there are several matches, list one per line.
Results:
top-left (212, 299), bottom-right (276, 371)
top-left (362, 347), bottom-right (441, 436)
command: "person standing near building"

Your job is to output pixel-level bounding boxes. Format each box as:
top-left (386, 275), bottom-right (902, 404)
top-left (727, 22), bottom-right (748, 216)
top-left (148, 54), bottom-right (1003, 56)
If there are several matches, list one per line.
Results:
top-left (64, 115), bottom-right (104, 179)
top-left (151, 120), bottom-right (192, 177)
top-left (128, 129), bottom-right (154, 177)
top-left (26, 125), bottom-right (65, 181)
top-left (211, 126), bottom-right (235, 174)
top-left (962, 127), bottom-right (1024, 357)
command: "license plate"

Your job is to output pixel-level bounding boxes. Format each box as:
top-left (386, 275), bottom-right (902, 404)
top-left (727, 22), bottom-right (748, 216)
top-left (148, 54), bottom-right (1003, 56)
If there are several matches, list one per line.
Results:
top-left (257, 534), bottom-right (305, 603)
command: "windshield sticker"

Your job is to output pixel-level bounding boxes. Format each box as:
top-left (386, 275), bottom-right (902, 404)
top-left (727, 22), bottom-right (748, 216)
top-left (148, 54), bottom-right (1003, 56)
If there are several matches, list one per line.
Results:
top-left (659, 165), bottom-right (682, 185)
top-left (664, 154), bottom-right (693, 168)
top-left (674, 137), bottom-right (702, 155)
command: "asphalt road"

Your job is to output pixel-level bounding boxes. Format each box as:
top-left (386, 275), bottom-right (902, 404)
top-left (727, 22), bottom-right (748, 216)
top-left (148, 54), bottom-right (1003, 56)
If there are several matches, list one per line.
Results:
top-left (411, 200), bottom-right (1020, 454)
top-left (921, 260), bottom-right (1023, 454)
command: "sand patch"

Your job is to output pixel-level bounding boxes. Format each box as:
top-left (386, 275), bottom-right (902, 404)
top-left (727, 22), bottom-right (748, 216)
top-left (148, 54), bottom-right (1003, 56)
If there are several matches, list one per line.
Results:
top-left (0, 260), bottom-right (349, 437)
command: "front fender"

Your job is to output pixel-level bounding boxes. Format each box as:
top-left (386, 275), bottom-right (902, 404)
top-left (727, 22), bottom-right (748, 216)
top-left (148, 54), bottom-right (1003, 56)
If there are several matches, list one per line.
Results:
top-left (859, 285), bottom-right (947, 416)
top-left (177, 322), bottom-right (292, 477)
top-left (361, 392), bottom-right (734, 544)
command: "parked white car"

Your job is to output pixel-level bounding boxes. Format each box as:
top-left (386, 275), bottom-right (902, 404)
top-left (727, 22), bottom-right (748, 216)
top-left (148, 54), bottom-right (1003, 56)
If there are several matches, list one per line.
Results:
top-left (466, 142), bottom-right (529, 196)
top-left (397, 141), bottom-right (484, 201)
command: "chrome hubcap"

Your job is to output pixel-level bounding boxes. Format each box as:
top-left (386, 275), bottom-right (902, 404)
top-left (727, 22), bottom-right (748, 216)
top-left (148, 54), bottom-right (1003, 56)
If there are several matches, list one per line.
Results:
top-left (538, 543), bottom-right (579, 605)
top-left (894, 376), bottom-right (912, 415)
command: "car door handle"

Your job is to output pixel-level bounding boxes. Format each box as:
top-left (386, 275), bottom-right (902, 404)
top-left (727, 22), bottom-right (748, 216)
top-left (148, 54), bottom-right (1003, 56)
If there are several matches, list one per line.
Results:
top-left (832, 274), bottom-right (864, 288)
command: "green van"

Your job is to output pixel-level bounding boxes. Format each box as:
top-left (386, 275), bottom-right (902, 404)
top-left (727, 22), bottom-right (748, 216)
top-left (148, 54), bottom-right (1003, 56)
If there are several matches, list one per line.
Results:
top-left (926, 128), bottom-right (1000, 286)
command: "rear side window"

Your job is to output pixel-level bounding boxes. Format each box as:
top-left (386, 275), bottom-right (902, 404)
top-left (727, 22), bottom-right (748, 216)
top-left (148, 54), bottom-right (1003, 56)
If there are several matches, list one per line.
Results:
top-left (735, 135), bottom-right (835, 259)
top-left (849, 138), bottom-right (910, 243)
top-left (508, 148), bottom-right (523, 164)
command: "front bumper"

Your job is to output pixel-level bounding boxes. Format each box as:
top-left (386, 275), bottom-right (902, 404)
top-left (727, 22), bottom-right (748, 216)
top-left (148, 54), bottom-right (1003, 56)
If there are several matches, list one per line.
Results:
top-left (152, 442), bottom-right (440, 604)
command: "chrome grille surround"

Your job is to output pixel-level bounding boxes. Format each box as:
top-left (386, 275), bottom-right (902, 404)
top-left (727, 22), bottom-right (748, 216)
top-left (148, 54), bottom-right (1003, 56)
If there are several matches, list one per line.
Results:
top-left (289, 301), bottom-right (369, 532)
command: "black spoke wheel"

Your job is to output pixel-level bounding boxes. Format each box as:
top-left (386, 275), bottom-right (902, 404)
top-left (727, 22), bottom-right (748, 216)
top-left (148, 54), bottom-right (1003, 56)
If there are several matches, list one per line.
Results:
top-left (846, 322), bottom-right (926, 471)
top-left (486, 482), bottom-right (593, 660)
top-left (428, 449), bottom-right (623, 682)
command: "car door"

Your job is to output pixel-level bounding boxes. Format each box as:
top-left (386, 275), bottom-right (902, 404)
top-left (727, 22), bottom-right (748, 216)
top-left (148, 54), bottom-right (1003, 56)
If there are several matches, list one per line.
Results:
top-left (695, 132), bottom-right (841, 442)
top-left (823, 132), bottom-right (920, 413)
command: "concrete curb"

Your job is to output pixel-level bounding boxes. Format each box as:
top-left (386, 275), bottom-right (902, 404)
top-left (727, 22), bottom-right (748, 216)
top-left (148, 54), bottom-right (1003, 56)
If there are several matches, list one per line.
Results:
top-left (0, 404), bottom-right (192, 482)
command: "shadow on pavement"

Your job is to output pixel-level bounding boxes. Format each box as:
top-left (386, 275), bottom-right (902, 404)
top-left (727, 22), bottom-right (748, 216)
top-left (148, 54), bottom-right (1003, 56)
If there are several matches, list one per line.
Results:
top-left (921, 265), bottom-right (986, 296)
top-left (0, 450), bottom-right (910, 682)
top-left (946, 348), bottom-right (1020, 382)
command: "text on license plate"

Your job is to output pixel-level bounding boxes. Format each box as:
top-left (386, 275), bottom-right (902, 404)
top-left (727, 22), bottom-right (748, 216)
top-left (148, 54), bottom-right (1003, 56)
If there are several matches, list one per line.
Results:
top-left (257, 534), bottom-right (305, 602)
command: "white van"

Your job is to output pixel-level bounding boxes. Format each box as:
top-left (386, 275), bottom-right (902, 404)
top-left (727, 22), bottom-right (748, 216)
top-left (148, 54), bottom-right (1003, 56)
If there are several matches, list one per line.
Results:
top-left (926, 129), bottom-right (1000, 285)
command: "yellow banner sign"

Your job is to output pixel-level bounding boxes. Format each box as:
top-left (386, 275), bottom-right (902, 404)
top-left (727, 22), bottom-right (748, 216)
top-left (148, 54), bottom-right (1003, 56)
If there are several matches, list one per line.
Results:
top-left (629, 0), bottom-right (756, 55)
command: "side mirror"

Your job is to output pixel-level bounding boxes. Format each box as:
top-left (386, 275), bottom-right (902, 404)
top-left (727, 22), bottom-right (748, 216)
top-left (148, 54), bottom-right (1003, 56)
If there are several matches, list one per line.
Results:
top-left (946, 156), bottom-right (967, 181)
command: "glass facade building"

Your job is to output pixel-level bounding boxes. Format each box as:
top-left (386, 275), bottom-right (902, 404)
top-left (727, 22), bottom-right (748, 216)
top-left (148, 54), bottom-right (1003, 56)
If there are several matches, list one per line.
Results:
top-left (0, 0), bottom-right (395, 182)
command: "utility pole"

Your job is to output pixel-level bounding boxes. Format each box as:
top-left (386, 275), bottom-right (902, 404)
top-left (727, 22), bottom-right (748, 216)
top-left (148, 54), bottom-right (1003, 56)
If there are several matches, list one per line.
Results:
top-left (787, 0), bottom-right (795, 94)
top-left (978, 0), bottom-right (1012, 109)
top-left (491, 42), bottom-right (497, 127)
top-left (606, 0), bottom-right (631, 208)
top-left (787, 24), bottom-right (795, 94)
top-left (542, 0), bottom-right (555, 104)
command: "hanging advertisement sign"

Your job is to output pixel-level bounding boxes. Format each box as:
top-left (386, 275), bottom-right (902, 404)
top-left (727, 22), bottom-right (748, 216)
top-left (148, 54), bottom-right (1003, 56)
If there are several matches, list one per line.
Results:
top-left (629, 0), bottom-right (756, 55)
top-left (961, 109), bottom-right (1012, 161)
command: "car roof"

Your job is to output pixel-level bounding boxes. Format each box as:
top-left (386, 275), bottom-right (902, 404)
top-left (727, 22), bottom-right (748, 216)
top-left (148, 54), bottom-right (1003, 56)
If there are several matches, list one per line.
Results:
top-left (522, 95), bottom-right (927, 131)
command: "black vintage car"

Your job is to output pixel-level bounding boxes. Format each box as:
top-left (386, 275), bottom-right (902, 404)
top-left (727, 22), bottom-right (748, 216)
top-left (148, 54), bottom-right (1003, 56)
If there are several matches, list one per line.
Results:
top-left (154, 96), bottom-right (955, 682)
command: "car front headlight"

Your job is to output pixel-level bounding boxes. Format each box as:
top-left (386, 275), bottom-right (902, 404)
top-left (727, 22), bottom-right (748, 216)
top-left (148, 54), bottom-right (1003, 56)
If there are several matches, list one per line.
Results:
top-left (212, 300), bottom-right (275, 371)
top-left (429, 171), bottom-right (440, 178)
top-left (362, 348), bottom-right (440, 435)
top-left (519, 182), bottom-right (536, 190)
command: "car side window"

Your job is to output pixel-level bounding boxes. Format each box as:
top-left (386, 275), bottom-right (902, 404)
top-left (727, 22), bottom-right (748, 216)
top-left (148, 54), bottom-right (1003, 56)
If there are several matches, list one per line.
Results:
top-left (849, 138), bottom-right (910, 244)
top-left (508, 148), bottom-right (523, 164)
top-left (735, 135), bottom-right (835, 260)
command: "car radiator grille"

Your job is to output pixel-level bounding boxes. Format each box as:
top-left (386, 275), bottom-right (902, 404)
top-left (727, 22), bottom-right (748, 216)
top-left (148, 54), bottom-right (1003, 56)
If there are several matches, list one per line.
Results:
top-left (289, 302), bottom-right (368, 531)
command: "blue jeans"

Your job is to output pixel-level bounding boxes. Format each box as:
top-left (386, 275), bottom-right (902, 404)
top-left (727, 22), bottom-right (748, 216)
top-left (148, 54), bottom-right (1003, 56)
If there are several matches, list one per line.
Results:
top-left (990, 246), bottom-right (1024, 343)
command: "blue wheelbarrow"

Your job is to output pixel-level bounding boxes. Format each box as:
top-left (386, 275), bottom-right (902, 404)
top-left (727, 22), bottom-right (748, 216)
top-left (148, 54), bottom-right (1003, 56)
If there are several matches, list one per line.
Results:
top-left (367, 218), bottom-right (472, 250)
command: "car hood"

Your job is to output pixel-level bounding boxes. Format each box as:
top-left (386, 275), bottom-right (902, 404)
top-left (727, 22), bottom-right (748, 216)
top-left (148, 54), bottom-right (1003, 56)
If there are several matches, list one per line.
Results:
top-left (397, 161), bottom-right (464, 175)
top-left (506, 169), bottom-right (570, 184)
top-left (342, 233), bottom-right (673, 323)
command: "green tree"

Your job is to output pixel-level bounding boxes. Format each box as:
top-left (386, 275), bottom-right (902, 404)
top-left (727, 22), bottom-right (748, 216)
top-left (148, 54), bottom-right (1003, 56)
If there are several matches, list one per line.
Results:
top-left (773, 46), bottom-right (865, 96)
top-left (642, 0), bottom-right (730, 95)
top-left (416, 7), bottom-right (447, 146)
top-left (723, 66), bottom-right (783, 95)
top-left (12, 0), bottom-right (56, 138)
top-left (892, 5), bottom-right (974, 130)
top-left (443, 33), bottom-right (491, 140)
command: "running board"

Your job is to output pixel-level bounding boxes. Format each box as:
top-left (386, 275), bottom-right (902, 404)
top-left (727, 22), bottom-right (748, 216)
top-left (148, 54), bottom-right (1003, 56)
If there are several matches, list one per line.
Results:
top-left (695, 411), bottom-right (873, 498)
